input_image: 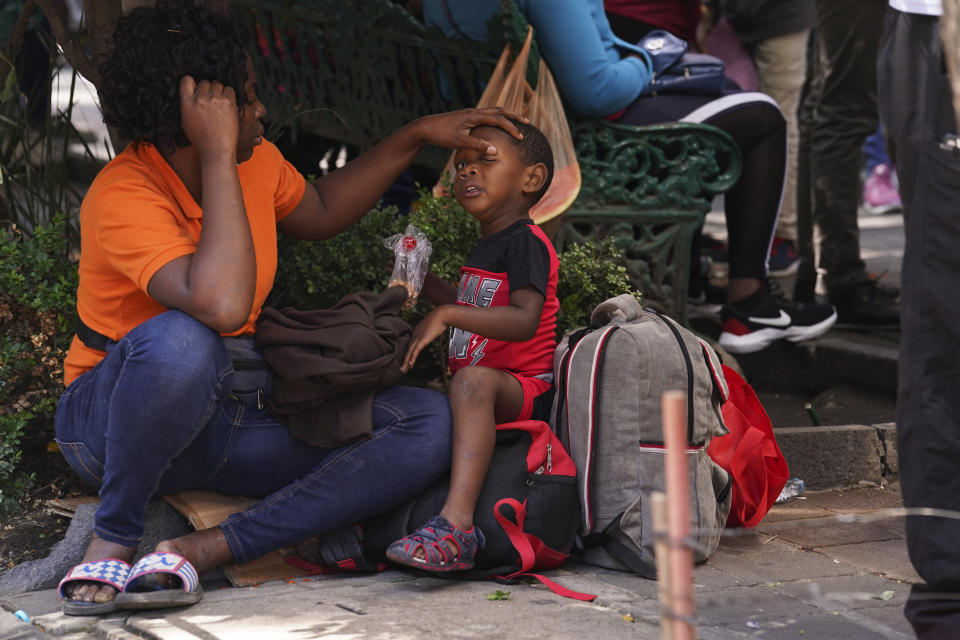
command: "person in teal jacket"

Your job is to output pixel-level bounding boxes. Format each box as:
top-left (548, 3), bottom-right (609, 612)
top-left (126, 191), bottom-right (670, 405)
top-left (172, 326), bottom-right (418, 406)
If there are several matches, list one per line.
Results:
top-left (424, 0), bottom-right (652, 116)
top-left (421, 0), bottom-right (838, 354)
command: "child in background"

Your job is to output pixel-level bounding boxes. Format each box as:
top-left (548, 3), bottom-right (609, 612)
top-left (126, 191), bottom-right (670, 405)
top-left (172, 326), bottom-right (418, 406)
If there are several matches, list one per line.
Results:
top-left (386, 119), bottom-right (559, 571)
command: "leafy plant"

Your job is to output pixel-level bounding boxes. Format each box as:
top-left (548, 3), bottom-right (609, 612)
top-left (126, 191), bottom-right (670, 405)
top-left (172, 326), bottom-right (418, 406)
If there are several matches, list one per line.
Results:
top-left (0, 213), bottom-right (78, 516)
top-left (555, 237), bottom-right (641, 337)
top-left (268, 204), bottom-right (399, 311)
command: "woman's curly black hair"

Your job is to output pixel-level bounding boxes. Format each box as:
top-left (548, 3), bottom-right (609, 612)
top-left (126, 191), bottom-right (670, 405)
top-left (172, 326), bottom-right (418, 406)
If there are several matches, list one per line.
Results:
top-left (98, 0), bottom-right (251, 154)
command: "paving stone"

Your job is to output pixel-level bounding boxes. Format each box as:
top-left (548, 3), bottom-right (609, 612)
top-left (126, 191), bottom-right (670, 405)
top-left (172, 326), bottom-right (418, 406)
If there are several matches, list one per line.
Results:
top-left (770, 574), bottom-right (909, 611)
top-left (759, 514), bottom-right (903, 549)
top-left (706, 537), bottom-right (855, 583)
top-left (707, 612), bottom-right (909, 640)
top-left (755, 500), bottom-right (832, 525)
top-left (0, 629), bottom-right (50, 640)
top-left (0, 608), bottom-right (46, 640)
top-left (94, 619), bottom-right (145, 640)
top-left (692, 586), bottom-right (823, 626)
top-left (847, 600), bottom-right (916, 638)
top-left (0, 591), bottom-right (60, 622)
top-left (28, 612), bottom-right (97, 637)
top-left (815, 539), bottom-right (921, 584)
top-left (692, 563), bottom-right (756, 591)
top-left (775, 425), bottom-right (885, 490)
top-left (799, 484), bottom-right (904, 513)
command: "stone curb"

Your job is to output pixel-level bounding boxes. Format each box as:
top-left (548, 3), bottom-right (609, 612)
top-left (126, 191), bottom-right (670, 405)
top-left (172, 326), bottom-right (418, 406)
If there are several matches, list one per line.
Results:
top-left (775, 422), bottom-right (898, 491)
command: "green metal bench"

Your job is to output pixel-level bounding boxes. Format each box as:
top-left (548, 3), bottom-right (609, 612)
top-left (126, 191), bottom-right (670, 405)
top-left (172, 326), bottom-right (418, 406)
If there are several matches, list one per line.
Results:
top-left (231, 0), bottom-right (741, 324)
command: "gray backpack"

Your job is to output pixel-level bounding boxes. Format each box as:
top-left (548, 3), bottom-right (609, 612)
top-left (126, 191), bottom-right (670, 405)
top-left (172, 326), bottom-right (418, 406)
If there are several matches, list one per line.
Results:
top-left (551, 294), bottom-right (732, 577)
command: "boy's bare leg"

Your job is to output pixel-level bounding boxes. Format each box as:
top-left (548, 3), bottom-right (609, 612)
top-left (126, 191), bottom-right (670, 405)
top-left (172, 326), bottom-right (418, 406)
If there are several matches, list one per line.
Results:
top-left (440, 366), bottom-right (524, 532)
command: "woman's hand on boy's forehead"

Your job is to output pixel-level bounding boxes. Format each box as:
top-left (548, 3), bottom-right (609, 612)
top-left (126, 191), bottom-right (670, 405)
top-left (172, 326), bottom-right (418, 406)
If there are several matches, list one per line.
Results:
top-left (415, 107), bottom-right (527, 155)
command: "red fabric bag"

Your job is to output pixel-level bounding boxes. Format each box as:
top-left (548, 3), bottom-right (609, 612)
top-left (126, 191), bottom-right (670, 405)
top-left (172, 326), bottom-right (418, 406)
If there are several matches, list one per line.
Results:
top-left (707, 365), bottom-right (789, 528)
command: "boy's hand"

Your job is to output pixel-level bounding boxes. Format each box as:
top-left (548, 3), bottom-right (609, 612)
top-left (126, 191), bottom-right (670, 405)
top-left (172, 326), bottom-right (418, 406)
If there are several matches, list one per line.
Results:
top-left (179, 75), bottom-right (239, 161)
top-left (413, 107), bottom-right (528, 156)
top-left (401, 308), bottom-right (449, 374)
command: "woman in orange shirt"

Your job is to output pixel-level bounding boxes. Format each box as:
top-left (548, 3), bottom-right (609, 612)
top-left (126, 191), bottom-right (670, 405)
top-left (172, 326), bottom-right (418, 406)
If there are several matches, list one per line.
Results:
top-left (55, 0), bottom-right (523, 615)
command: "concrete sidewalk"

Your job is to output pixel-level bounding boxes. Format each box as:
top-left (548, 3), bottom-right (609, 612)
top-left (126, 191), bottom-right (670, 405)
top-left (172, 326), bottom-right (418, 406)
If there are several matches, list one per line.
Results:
top-left (0, 484), bottom-right (916, 640)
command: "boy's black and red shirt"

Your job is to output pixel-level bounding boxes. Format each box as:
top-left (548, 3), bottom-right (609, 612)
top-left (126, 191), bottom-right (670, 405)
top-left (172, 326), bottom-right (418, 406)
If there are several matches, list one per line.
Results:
top-left (448, 219), bottom-right (559, 378)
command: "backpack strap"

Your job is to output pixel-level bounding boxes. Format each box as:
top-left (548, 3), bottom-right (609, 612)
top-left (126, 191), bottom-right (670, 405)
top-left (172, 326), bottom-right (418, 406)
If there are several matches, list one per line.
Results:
top-left (495, 498), bottom-right (535, 575)
top-left (493, 498), bottom-right (597, 601)
top-left (555, 324), bottom-right (620, 533)
top-left (584, 513), bottom-right (657, 579)
top-left (576, 325), bottom-right (618, 531)
top-left (554, 326), bottom-right (596, 447)
top-left (648, 309), bottom-right (697, 443)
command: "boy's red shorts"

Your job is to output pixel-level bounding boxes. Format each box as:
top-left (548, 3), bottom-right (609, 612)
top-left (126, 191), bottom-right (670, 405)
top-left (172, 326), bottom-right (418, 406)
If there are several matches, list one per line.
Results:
top-left (508, 373), bottom-right (554, 421)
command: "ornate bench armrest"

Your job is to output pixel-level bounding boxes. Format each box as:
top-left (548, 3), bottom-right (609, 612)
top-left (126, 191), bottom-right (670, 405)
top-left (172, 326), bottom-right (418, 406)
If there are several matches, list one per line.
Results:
top-left (572, 118), bottom-right (741, 214)
top-left (561, 119), bottom-right (743, 325)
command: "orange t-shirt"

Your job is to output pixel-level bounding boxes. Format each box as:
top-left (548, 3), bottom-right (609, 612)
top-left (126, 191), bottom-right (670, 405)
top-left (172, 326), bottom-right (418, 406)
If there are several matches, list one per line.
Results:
top-left (64, 140), bottom-right (306, 386)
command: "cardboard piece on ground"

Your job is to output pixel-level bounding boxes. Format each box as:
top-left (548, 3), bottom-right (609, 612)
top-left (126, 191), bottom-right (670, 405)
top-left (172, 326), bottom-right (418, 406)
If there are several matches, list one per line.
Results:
top-left (163, 490), bottom-right (309, 587)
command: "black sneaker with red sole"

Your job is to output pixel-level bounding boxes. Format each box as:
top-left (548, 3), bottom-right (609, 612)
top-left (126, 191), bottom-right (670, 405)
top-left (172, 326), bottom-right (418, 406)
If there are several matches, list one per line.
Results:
top-left (719, 293), bottom-right (838, 354)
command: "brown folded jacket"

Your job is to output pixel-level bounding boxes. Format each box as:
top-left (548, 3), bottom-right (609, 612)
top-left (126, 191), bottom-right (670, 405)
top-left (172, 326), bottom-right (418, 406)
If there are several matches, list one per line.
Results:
top-left (255, 286), bottom-right (410, 447)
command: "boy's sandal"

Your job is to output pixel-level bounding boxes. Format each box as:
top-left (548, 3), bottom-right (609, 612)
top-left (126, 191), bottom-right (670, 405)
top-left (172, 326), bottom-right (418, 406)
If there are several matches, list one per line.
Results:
top-left (385, 516), bottom-right (485, 572)
top-left (58, 558), bottom-right (132, 616)
top-left (114, 552), bottom-right (203, 610)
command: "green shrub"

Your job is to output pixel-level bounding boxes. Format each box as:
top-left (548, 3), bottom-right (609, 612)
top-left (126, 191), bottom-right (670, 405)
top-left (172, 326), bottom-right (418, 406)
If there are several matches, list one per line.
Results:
top-left (268, 184), bottom-right (481, 312)
top-left (555, 238), bottom-right (641, 336)
top-left (269, 204), bottom-right (399, 310)
top-left (0, 213), bottom-right (78, 516)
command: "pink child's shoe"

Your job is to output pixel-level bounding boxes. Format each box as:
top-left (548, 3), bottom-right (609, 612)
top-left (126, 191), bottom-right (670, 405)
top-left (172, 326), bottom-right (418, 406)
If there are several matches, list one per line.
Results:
top-left (862, 163), bottom-right (902, 215)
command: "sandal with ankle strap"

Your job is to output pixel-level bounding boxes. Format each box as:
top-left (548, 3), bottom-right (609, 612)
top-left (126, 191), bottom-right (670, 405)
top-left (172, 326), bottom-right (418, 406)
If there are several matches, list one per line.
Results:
top-left (386, 516), bottom-right (484, 572)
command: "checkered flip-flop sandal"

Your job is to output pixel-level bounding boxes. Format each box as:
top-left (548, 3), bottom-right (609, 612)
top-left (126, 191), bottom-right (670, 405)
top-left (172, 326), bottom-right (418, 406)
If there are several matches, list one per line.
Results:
top-left (59, 558), bottom-right (132, 616)
top-left (114, 551), bottom-right (203, 610)
top-left (386, 515), bottom-right (485, 572)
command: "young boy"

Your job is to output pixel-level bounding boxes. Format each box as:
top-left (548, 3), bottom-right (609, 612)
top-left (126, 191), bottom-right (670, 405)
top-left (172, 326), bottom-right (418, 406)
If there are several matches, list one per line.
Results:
top-left (386, 120), bottom-right (558, 572)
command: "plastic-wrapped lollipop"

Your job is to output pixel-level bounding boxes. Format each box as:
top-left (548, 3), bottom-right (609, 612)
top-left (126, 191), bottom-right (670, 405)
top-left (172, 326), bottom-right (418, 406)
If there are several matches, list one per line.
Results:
top-left (383, 224), bottom-right (432, 309)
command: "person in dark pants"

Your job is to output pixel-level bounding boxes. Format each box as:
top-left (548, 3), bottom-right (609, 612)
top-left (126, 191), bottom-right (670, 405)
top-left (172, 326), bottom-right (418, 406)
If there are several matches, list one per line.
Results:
top-left (714, 0), bottom-right (815, 277)
top-left (878, 3), bottom-right (960, 637)
top-left (795, 0), bottom-right (899, 325)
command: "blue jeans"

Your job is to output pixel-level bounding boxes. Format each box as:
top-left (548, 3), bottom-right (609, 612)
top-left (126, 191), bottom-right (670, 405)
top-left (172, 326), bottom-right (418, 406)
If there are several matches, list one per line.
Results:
top-left (54, 311), bottom-right (452, 564)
